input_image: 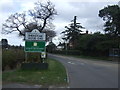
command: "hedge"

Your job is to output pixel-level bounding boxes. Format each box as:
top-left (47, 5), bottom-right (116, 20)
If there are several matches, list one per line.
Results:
top-left (2, 48), bottom-right (25, 71)
top-left (52, 50), bottom-right (81, 55)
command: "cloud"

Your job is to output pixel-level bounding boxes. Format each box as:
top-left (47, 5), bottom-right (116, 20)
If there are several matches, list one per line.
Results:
top-left (20, 2), bottom-right (35, 12)
top-left (56, 2), bottom-right (79, 20)
top-left (0, 0), bottom-right (119, 45)
top-left (1, 32), bottom-right (24, 45)
top-left (53, 1), bottom-right (118, 34)
top-left (0, 0), bottom-right (21, 14)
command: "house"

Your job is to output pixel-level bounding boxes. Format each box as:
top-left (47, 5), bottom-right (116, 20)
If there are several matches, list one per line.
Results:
top-left (57, 42), bottom-right (64, 50)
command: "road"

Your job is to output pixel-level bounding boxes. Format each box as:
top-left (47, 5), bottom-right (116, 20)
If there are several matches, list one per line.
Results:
top-left (48, 54), bottom-right (118, 88)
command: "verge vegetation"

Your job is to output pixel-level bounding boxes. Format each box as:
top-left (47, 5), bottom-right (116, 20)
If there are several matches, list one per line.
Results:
top-left (2, 58), bottom-right (68, 87)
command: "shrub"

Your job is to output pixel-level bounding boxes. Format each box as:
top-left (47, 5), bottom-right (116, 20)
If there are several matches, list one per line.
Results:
top-left (2, 48), bottom-right (25, 71)
top-left (26, 52), bottom-right (41, 63)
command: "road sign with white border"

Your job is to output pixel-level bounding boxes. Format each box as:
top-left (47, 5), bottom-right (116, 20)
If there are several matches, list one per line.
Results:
top-left (25, 41), bottom-right (45, 52)
top-left (25, 29), bottom-right (46, 41)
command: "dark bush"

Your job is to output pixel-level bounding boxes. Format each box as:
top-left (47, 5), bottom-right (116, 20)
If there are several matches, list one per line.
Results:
top-left (26, 52), bottom-right (41, 63)
top-left (2, 48), bottom-right (25, 71)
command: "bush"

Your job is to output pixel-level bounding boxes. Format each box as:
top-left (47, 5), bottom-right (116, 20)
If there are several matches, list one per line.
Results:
top-left (2, 48), bottom-right (25, 71)
top-left (26, 52), bottom-right (41, 63)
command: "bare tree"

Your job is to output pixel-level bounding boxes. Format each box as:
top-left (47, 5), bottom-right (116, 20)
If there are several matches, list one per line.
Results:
top-left (29, 1), bottom-right (57, 32)
top-left (2, 13), bottom-right (28, 36)
top-left (23, 22), bottom-right (56, 41)
top-left (43, 30), bottom-right (56, 41)
top-left (2, 1), bottom-right (57, 39)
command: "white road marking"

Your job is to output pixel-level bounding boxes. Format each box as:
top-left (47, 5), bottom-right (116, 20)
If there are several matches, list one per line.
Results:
top-left (68, 62), bottom-right (75, 64)
top-left (68, 62), bottom-right (71, 64)
top-left (68, 61), bottom-right (85, 66)
top-left (80, 63), bottom-right (85, 65)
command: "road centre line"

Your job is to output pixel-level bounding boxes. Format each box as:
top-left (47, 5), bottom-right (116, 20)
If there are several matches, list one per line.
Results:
top-left (68, 62), bottom-right (75, 64)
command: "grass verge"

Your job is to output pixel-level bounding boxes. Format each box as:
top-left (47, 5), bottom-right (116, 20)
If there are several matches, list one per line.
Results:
top-left (2, 58), bottom-right (68, 87)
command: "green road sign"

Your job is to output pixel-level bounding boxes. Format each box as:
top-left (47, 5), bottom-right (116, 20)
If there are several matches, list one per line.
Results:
top-left (25, 41), bottom-right (45, 52)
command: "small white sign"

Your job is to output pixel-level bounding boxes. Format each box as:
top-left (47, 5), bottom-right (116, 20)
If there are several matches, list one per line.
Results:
top-left (41, 52), bottom-right (46, 58)
top-left (25, 29), bottom-right (46, 41)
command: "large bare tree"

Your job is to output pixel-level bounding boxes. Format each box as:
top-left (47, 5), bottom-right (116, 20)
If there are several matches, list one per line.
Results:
top-left (2, 13), bottom-right (27, 36)
top-left (2, 1), bottom-right (57, 40)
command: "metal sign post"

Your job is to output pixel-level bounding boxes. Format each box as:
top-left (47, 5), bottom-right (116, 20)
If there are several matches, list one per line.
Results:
top-left (22, 29), bottom-right (48, 70)
top-left (25, 52), bottom-right (27, 62)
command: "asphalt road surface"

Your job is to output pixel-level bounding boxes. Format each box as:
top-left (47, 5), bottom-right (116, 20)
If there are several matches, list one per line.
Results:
top-left (48, 54), bottom-right (118, 88)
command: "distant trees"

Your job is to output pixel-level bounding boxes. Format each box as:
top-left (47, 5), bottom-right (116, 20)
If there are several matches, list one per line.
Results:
top-left (58, 12), bottom-right (120, 57)
top-left (43, 29), bottom-right (56, 41)
top-left (46, 41), bottom-right (56, 53)
top-left (59, 5), bottom-right (120, 57)
top-left (78, 32), bottom-right (120, 56)
top-left (98, 5), bottom-right (120, 57)
top-left (61, 16), bottom-right (85, 49)
top-left (99, 5), bottom-right (120, 37)
top-left (78, 32), bottom-right (107, 56)
top-left (53, 5), bottom-right (120, 57)
top-left (2, 1), bottom-right (57, 41)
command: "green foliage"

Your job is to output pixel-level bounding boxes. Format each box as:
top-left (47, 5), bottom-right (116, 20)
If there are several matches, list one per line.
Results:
top-left (46, 41), bottom-right (56, 53)
top-left (78, 34), bottom-right (92, 50)
top-left (96, 40), bottom-right (119, 51)
top-left (61, 16), bottom-right (84, 49)
top-left (3, 58), bottom-right (67, 86)
top-left (26, 52), bottom-right (41, 63)
top-left (2, 48), bottom-right (25, 71)
top-left (99, 5), bottom-right (120, 36)
top-left (78, 32), bottom-right (119, 56)
top-left (59, 31), bottom-right (119, 57)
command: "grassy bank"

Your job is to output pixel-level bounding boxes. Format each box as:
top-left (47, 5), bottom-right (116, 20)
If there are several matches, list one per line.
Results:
top-left (2, 58), bottom-right (68, 87)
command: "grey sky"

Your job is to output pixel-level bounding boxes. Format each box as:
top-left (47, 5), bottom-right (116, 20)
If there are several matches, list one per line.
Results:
top-left (0, 0), bottom-right (119, 45)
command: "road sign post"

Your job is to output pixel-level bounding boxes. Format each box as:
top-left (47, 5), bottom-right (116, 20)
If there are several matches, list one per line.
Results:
top-left (24, 29), bottom-right (46, 52)
top-left (22, 29), bottom-right (48, 70)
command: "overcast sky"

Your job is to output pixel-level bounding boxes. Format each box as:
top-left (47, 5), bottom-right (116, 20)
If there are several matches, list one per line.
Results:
top-left (0, 0), bottom-right (119, 46)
